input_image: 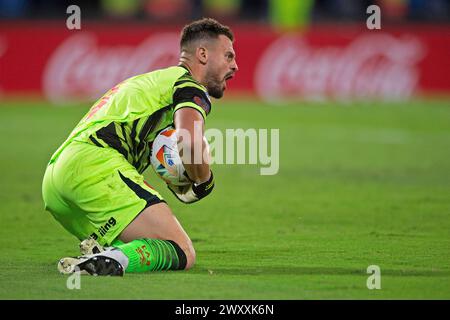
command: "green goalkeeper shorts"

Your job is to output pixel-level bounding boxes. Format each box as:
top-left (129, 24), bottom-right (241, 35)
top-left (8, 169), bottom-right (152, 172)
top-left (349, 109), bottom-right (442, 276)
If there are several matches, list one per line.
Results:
top-left (42, 141), bottom-right (164, 246)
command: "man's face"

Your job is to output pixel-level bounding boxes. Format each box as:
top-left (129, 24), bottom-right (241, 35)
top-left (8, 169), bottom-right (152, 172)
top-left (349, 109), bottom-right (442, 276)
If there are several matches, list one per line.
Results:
top-left (204, 35), bottom-right (238, 99)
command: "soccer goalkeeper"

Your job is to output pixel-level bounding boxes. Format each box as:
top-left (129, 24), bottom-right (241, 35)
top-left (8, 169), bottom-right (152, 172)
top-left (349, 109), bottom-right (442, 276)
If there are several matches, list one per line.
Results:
top-left (42, 18), bottom-right (238, 276)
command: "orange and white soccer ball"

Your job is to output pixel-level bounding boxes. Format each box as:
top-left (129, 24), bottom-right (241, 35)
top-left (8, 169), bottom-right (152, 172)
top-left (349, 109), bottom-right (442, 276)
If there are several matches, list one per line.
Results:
top-left (150, 127), bottom-right (190, 186)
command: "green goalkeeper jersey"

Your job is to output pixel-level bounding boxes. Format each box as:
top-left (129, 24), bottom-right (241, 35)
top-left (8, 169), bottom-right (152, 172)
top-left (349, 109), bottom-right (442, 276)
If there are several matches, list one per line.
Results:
top-left (49, 65), bottom-right (212, 173)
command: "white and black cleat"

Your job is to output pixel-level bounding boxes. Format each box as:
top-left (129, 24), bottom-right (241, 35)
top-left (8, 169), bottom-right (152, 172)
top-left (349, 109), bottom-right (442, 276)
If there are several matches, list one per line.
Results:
top-left (58, 255), bottom-right (124, 276)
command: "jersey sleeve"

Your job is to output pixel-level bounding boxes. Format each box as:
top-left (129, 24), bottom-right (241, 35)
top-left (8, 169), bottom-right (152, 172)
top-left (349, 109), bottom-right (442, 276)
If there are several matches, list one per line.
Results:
top-left (172, 78), bottom-right (212, 121)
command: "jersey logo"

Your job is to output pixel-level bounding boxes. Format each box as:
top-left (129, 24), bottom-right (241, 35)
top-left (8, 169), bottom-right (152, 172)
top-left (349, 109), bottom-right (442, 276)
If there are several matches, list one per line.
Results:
top-left (193, 95), bottom-right (211, 115)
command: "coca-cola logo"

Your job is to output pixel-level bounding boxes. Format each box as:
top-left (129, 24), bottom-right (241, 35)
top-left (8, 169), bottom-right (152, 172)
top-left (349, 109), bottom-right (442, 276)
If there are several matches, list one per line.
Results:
top-left (43, 33), bottom-right (179, 104)
top-left (255, 33), bottom-right (426, 102)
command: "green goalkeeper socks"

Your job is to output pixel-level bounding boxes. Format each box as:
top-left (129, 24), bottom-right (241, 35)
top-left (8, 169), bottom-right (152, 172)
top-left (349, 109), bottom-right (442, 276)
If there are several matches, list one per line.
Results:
top-left (111, 238), bottom-right (187, 273)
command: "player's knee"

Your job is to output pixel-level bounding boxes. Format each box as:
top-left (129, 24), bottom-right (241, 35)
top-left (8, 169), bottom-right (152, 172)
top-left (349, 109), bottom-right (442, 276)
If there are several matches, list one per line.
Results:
top-left (183, 244), bottom-right (196, 270)
top-left (169, 239), bottom-right (195, 270)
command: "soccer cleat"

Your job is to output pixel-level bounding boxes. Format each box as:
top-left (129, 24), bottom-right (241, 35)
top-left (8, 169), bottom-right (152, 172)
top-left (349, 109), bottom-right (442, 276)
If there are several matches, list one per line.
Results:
top-left (79, 238), bottom-right (105, 255)
top-left (58, 255), bottom-right (124, 276)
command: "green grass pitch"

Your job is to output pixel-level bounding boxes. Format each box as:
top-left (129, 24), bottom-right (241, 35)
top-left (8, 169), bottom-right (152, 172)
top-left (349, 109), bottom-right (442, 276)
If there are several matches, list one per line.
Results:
top-left (0, 99), bottom-right (449, 299)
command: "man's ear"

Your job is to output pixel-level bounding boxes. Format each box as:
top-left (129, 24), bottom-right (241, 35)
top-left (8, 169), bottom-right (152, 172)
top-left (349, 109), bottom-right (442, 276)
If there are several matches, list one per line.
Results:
top-left (196, 46), bottom-right (208, 65)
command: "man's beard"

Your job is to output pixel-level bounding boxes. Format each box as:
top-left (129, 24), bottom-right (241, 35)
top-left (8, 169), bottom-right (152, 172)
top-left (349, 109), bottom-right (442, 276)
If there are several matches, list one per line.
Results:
top-left (205, 71), bottom-right (224, 99)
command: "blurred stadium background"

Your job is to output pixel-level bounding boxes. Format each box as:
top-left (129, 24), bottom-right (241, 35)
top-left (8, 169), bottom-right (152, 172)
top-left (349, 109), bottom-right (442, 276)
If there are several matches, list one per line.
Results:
top-left (0, 0), bottom-right (449, 299)
top-left (1, 0), bottom-right (449, 102)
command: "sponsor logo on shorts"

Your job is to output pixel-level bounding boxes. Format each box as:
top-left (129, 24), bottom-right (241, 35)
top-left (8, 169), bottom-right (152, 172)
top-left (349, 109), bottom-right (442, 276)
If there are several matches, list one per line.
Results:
top-left (90, 217), bottom-right (116, 240)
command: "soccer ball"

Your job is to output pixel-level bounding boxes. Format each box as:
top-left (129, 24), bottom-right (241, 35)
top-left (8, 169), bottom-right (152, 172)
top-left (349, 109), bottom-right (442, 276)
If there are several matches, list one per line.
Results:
top-left (150, 127), bottom-right (190, 186)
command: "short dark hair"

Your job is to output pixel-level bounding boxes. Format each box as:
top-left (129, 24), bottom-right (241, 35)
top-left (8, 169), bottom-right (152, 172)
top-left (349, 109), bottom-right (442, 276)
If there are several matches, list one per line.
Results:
top-left (180, 18), bottom-right (234, 50)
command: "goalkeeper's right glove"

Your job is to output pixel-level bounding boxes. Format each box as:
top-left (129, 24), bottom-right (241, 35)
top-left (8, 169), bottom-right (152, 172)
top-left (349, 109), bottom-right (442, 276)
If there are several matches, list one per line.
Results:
top-left (167, 171), bottom-right (215, 204)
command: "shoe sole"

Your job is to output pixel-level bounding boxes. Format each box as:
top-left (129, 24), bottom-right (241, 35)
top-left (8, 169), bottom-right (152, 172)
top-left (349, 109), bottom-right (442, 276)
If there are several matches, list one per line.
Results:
top-left (58, 255), bottom-right (124, 276)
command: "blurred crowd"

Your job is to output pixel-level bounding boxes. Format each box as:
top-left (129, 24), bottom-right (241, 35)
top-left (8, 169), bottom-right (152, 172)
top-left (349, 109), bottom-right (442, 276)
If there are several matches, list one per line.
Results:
top-left (0, 0), bottom-right (449, 26)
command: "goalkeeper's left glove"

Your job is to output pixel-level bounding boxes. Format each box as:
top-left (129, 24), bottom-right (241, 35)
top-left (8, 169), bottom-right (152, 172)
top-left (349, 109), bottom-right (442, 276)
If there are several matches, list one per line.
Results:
top-left (167, 171), bottom-right (215, 204)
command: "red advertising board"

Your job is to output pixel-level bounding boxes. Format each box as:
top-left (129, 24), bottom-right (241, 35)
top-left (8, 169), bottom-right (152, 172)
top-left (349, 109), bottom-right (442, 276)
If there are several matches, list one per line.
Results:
top-left (0, 22), bottom-right (449, 103)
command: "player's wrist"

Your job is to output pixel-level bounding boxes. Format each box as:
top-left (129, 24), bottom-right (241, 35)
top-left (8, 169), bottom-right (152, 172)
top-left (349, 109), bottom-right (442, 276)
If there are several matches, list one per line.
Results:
top-left (194, 170), bottom-right (211, 185)
top-left (192, 171), bottom-right (214, 198)
top-left (184, 168), bottom-right (211, 184)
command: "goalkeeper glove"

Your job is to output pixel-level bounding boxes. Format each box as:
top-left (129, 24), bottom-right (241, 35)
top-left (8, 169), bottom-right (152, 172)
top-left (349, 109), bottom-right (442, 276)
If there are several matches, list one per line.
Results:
top-left (168, 171), bottom-right (215, 204)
